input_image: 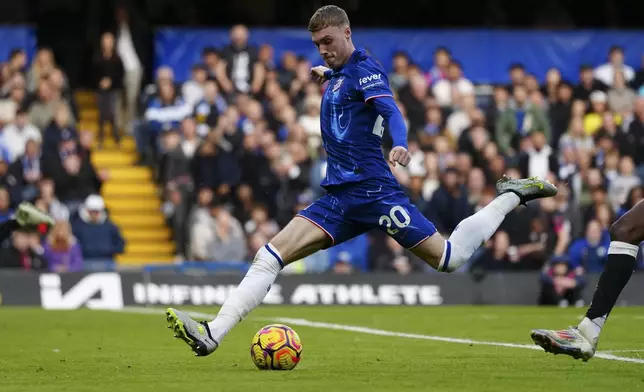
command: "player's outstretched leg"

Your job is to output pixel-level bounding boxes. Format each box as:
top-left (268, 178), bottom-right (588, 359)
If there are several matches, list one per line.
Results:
top-left (531, 199), bottom-right (644, 362)
top-left (166, 216), bottom-right (330, 356)
top-left (412, 175), bottom-right (557, 272)
top-left (0, 202), bottom-right (55, 243)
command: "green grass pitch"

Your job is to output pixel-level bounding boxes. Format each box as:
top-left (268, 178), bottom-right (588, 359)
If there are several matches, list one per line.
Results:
top-left (1, 306), bottom-right (643, 391)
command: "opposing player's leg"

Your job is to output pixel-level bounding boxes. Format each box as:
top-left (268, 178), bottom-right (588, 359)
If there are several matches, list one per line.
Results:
top-left (410, 176), bottom-right (557, 271)
top-left (167, 193), bottom-right (364, 356)
top-left (531, 200), bottom-right (644, 361)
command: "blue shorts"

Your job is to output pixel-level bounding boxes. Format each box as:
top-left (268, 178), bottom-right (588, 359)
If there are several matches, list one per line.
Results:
top-left (297, 179), bottom-right (437, 249)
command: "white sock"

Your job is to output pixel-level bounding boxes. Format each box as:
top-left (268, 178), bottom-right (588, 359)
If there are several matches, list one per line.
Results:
top-left (207, 244), bottom-right (283, 343)
top-left (439, 192), bottom-right (520, 272)
top-left (578, 317), bottom-right (602, 345)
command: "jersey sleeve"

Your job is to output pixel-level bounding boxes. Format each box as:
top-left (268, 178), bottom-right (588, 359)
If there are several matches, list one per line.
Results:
top-left (355, 61), bottom-right (393, 102)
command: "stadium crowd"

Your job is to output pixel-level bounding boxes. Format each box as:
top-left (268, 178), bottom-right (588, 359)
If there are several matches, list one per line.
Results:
top-left (136, 26), bottom-right (644, 279)
top-left (0, 46), bottom-right (125, 272)
top-left (1, 24), bottom-right (644, 285)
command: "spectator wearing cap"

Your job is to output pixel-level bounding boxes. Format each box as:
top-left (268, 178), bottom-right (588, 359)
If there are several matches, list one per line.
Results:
top-left (43, 220), bottom-right (83, 273)
top-left (538, 255), bottom-right (586, 307)
top-left (585, 90), bottom-right (621, 136)
top-left (2, 107), bottom-right (41, 161)
top-left (594, 45), bottom-right (635, 87)
top-left (182, 64), bottom-right (209, 109)
top-left (71, 194), bottom-right (125, 262)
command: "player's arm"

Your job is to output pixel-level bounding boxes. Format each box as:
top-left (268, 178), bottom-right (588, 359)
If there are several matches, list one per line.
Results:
top-left (368, 95), bottom-right (410, 167)
top-left (357, 63), bottom-right (410, 167)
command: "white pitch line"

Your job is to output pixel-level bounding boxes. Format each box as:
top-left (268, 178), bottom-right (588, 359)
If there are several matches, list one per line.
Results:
top-left (111, 307), bottom-right (644, 364)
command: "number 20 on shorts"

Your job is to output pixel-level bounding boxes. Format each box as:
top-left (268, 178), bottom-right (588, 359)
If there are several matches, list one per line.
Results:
top-left (379, 205), bottom-right (411, 235)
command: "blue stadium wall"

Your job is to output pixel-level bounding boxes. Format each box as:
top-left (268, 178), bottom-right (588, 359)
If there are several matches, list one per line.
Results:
top-left (0, 26), bottom-right (36, 61)
top-left (155, 29), bottom-right (644, 84)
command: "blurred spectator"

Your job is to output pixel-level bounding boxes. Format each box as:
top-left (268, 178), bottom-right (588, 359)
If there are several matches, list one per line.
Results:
top-left (141, 81), bottom-right (191, 163)
top-left (0, 187), bottom-right (13, 223)
top-left (496, 85), bottom-right (549, 154)
top-left (432, 60), bottom-right (474, 108)
top-left (193, 79), bottom-right (227, 137)
top-left (33, 178), bottom-right (69, 221)
top-left (215, 24), bottom-right (265, 97)
top-left (574, 65), bottom-right (607, 102)
top-left (389, 51), bottom-right (411, 93)
top-left (93, 32), bottom-right (124, 148)
top-left (182, 64), bottom-right (208, 109)
top-left (114, 4), bottom-right (144, 134)
top-left (71, 195), bottom-right (125, 261)
top-left (518, 130), bottom-right (558, 180)
top-left (538, 257), bottom-right (585, 307)
top-left (477, 231), bottom-right (515, 270)
top-left (425, 168), bottom-right (471, 235)
top-left (372, 234), bottom-right (422, 274)
top-left (507, 63), bottom-right (526, 93)
top-left (607, 70), bottom-right (636, 114)
top-left (567, 219), bottom-right (610, 273)
top-left (42, 130), bottom-right (101, 211)
top-left (9, 138), bottom-right (42, 201)
top-left (608, 155), bottom-right (641, 212)
top-left (594, 46), bottom-right (635, 87)
top-left (189, 200), bottom-right (246, 261)
top-left (2, 107), bottom-right (40, 161)
top-left (26, 48), bottom-right (55, 93)
top-left (43, 220), bottom-right (83, 272)
top-left (28, 80), bottom-right (73, 131)
top-left (0, 228), bottom-right (46, 270)
top-left (427, 47), bottom-right (451, 86)
top-left (42, 103), bottom-right (77, 154)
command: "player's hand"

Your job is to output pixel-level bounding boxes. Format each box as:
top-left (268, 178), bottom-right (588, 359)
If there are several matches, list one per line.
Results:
top-left (388, 146), bottom-right (411, 167)
top-left (310, 66), bottom-right (330, 84)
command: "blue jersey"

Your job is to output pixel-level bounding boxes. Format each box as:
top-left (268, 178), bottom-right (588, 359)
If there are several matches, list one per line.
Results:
top-left (320, 48), bottom-right (396, 187)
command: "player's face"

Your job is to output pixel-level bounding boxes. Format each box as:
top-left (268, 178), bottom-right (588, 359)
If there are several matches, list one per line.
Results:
top-left (311, 25), bottom-right (350, 69)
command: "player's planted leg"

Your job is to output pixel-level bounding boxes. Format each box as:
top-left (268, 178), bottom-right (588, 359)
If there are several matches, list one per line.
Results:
top-left (166, 216), bottom-right (330, 356)
top-left (412, 176), bottom-right (557, 272)
top-left (531, 200), bottom-right (644, 361)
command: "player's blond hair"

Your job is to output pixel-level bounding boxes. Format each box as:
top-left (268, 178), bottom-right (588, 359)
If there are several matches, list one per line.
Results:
top-left (308, 5), bottom-right (350, 32)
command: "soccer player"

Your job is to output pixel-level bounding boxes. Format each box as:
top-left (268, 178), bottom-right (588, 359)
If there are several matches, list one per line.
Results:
top-left (530, 201), bottom-right (644, 361)
top-left (165, 5), bottom-right (557, 356)
top-left (0, 202), bottom-right (55, 243)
